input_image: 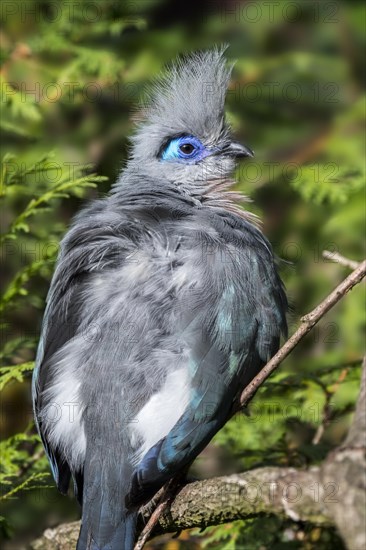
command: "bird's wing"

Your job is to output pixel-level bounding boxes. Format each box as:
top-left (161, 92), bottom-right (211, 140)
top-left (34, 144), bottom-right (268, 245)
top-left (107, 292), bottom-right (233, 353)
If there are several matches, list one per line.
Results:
top-left (127, 219), bottom-right (287, 506)
top-left (32, 202), bottom-right (134, 495)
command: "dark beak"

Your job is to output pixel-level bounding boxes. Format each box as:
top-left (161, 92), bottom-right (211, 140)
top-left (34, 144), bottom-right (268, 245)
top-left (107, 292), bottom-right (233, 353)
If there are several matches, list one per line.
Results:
top-left (225, 141), bottom-right (254, 159)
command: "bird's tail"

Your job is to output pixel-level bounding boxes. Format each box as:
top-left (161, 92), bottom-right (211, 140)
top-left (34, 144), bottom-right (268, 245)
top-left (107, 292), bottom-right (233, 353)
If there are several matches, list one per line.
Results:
top-left (77, 444), bottom-right (137, 550)
top-left (76, 510), bottom-right (137, 550)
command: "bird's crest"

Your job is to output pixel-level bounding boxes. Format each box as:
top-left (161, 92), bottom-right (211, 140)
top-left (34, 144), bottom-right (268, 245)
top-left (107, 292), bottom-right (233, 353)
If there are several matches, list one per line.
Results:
top-left (133, 46), bottom-right (233, 142)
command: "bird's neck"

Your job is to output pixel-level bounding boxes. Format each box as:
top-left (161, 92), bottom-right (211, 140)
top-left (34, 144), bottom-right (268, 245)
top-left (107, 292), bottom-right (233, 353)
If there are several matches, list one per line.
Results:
top-left (113, 171), bottom-right (255, 223)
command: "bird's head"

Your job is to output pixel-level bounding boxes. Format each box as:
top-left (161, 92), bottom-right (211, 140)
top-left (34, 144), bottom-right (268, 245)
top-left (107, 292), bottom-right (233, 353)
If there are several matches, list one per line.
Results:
top-left (128, 48), bottom-right (253, 194)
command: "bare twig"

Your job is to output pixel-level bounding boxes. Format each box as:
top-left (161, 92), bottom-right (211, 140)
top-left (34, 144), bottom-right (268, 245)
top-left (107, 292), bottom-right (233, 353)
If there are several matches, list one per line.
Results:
top-left (322, 250), bottom-right (360, 270)
top-left (134, 487), bottom-right (174, 550)
top-left (239, 259), bottom-right (366, 407)
top-left (310, 358), bottom-right (362, 375)
top-left (134, 499), bottom-right (169, 550)
top-left (134, 469), bottom-right (187, 550)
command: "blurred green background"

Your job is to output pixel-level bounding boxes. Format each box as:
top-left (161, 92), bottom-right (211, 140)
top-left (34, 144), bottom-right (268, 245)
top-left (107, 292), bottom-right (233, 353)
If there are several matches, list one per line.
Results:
top-left (0, 1), bottom-right (365, 548)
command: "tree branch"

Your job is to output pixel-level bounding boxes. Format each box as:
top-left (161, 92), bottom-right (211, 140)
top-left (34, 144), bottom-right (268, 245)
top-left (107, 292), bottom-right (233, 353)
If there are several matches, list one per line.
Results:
top-left (320, 357), bottom-right (366, 550)
top-left (31, 466), bottom-right (331, 550)
top-left (322, 250), bottom-right (360, 270)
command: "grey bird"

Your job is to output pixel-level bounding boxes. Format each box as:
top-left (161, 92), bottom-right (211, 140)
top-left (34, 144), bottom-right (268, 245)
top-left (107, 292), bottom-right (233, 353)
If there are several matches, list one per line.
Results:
top-left (32, 48), bottom-right (287, 550)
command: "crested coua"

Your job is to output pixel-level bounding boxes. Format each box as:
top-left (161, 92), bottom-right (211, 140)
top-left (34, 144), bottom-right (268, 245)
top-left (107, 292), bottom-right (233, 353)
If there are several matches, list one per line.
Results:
top-left (33, 49), bottom-right (287, 550)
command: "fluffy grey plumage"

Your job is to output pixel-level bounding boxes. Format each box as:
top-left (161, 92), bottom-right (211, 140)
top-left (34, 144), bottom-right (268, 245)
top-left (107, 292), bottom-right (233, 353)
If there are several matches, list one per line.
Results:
top-left (33, 48), bottom-right (287, 550)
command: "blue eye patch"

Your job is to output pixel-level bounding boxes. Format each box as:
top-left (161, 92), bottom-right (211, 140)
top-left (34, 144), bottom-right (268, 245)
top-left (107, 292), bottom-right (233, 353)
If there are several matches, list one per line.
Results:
top-left (161, 135), bottom-right (211, 163)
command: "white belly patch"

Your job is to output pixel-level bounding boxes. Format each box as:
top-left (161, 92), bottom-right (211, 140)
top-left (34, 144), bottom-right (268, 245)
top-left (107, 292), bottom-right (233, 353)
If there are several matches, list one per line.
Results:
top-left (132, 367), bottom-right (190, 465)
top-left (41, 342), bottom-right (86, 469)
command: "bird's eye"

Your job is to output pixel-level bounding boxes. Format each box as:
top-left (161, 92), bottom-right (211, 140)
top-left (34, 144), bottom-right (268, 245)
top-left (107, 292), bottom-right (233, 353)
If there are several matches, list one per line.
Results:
top-left (161, 135), bottom-right (208, 162)
top-left (179, 143), bottom-right (195, 155)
